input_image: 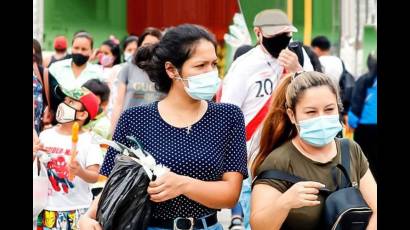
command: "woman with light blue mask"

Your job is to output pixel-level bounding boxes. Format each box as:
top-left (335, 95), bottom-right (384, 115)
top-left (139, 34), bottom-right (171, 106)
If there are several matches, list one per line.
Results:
top-left (79, 24), bottom-right (248, 230)
top-left (122, 35), bottom-right (139, 63)
top-left (250, 71), bottom-right (377, 230)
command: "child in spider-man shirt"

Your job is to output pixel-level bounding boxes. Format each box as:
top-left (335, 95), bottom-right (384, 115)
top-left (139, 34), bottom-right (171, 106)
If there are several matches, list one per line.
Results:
top-left (37, 87), bottom-right (103, 230)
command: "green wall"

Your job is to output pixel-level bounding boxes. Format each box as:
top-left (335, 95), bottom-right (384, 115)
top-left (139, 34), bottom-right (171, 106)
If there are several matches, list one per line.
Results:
top-left (238, 0), bottom-right (287, 44)
top-left (362, 25), bottom-right (377, 72)
top-left (238, 0), bottom-right (340, 47)
top-left (311, 0), bottom-right (341, 50)
top-left (43, 0), bottom-right (127, 51)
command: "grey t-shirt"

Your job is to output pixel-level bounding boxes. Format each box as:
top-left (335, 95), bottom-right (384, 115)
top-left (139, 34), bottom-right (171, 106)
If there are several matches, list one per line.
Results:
top-left (118, 63), bottom-right (164, 110)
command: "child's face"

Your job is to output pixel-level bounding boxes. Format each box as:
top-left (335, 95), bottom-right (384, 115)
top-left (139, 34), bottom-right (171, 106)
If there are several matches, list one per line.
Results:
top-left (64, 97), bottom-right (84, 111)
top-left (63, 97), bottom-right (88, 122)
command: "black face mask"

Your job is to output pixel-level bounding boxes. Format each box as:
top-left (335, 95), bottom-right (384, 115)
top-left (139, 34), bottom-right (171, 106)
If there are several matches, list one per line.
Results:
top-left (261, 33), bottom-right (292, 58)
top-left (72, 53), bottom-right (89, 66)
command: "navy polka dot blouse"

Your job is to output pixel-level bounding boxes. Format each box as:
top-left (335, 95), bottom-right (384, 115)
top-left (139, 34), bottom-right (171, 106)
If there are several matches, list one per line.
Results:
top-left (100, 101), bottom-right (248, 219)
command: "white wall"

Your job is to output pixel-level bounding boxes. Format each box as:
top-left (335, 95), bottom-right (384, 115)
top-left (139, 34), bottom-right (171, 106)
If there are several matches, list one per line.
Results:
top-left (33, 0), bottom-right (44, 45)
top-left (339, 0), bottom-right (377, 77)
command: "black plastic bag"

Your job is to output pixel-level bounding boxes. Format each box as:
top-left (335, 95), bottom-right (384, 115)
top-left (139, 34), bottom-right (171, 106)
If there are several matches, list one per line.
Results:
top-left (97, 154), bottom-right (152, 230)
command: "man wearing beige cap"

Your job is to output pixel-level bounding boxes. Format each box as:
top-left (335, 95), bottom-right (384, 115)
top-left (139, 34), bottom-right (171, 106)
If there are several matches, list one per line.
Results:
top-left (253, 9), bottom-right (313, 70)
top-left (220, 9), bottom-right (313, 230)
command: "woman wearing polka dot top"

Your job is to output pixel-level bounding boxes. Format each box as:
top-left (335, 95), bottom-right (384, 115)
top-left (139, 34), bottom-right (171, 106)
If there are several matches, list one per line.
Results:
top-left (79, 24), bottom-right (248, 230)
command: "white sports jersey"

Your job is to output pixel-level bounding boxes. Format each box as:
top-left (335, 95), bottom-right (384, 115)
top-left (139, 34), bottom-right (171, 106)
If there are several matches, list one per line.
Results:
top-left (319, 55), bottom-right (343, 85)
top-left (221, 46), bottom-right (282, 125)
top-left (221, 45), bottom-right (313, 165)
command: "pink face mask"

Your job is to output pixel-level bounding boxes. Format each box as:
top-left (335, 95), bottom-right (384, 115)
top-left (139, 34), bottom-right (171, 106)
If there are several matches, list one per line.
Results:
top-left (99, 54), bottom-right (114, 67)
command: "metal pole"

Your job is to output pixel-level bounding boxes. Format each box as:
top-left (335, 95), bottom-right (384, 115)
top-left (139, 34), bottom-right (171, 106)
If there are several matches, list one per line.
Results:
top-left (287, 0), bottom-right (293, 22)
top-left (304, 0), bottom-right (312, 45)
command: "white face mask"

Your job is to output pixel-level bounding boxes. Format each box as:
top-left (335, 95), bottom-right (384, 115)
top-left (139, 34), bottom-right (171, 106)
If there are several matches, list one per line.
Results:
top-left (56, 103), bottom-right (78, 124)
top-left (175, 70), bottom-right (221, 101)
top-left (124, 52), bottom-right (133, 63)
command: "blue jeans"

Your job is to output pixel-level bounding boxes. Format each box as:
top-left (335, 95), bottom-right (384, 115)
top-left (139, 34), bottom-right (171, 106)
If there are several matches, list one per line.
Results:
top-left (231, 202), bottom-right (243, 218)
top-left (238, 177), bottom-right (252, 230)
top-left (147, 223), bottom-right (224, 230)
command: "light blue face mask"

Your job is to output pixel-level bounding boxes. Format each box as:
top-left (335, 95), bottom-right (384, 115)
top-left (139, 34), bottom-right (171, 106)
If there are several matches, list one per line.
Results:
top-left (124, 52), bottom-right (133, 63)
top-left (176, 70), bottom-right (221, 100)
top-left (297, 114), bottom-right (343, 147)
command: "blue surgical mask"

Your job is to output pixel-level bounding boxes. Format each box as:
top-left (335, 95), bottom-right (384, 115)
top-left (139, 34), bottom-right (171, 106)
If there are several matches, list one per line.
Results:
top-left (176, 70), bottom-right (221, 100)
top-left (297, 114), bottom-right (342, 147)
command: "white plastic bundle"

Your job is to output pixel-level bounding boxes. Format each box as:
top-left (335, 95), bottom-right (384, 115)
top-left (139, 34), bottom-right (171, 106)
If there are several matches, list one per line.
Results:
top-left (223, 13), bottom-right (252, 48)
top-left (92, 133), bottom-right (169, 180)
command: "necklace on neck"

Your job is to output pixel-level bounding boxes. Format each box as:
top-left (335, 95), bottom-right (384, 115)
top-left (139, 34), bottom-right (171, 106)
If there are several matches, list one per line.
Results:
top-left (186, 125), bottom-right (192, 134)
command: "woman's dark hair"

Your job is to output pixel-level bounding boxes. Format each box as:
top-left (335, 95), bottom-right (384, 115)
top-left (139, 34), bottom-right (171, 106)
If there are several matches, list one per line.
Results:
top-left (303, 45), bottom-right (323, 73)
top-left (33, 38), bottom-right (43, 66)
top-left (122, 35), bottom-right (139, 51)
top-left (101, 39), bottom-right (121, 65)
top-left (82, 79), bottom-right (111, 103)
top-left (135, 24), bottom-right (217, 93)
top-left (72, 32), bottom-right (94, 49)
top-left (137, 27), bottom-right (163, 47)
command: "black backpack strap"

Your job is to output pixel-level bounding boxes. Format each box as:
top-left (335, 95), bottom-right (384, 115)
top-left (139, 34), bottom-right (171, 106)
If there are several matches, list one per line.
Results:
top-left (340, 138), bottom-right (351, 175)
top-left (252, 170), bottom-right (305, 188)
top-left (340, 59), bottom-right (347, 72)
top-left (333, 138), bottom-right (352, 189)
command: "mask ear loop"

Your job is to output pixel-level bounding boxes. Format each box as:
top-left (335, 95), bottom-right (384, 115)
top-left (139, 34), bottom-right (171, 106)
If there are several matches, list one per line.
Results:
top-left (174, 69), bottom-right (190, 89)
top-left (64, 102), bottom-right (86, 122)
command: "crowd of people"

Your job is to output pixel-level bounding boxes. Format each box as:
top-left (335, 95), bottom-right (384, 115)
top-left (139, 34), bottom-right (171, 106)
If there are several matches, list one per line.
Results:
top-left (33, 8), bottom-right (377, 230)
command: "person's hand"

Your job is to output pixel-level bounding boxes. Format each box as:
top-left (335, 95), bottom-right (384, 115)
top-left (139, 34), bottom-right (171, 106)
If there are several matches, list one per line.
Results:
top-left (281, 181), bottom-right (325, 209)
top-left (33, 141), bottom-right (44, 154)
top-left (78, 215), bottom-right (102, 230)
top-left (68, 157), bottom-right (84, 176)
top-left (33, 132), bottom-right (46, 159)
top-left (278, 49), bottom-right (303, 73)
top-left (33, 129), bottom-right (41, 152)
top-left (343, 115), bottom-right (355, 133)
top-left (33, 141), bottom-right (44, 160)
top-left (147, 171), bottom-right (188, 202)
top-left (89, 49), bottom-right (100, 63)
